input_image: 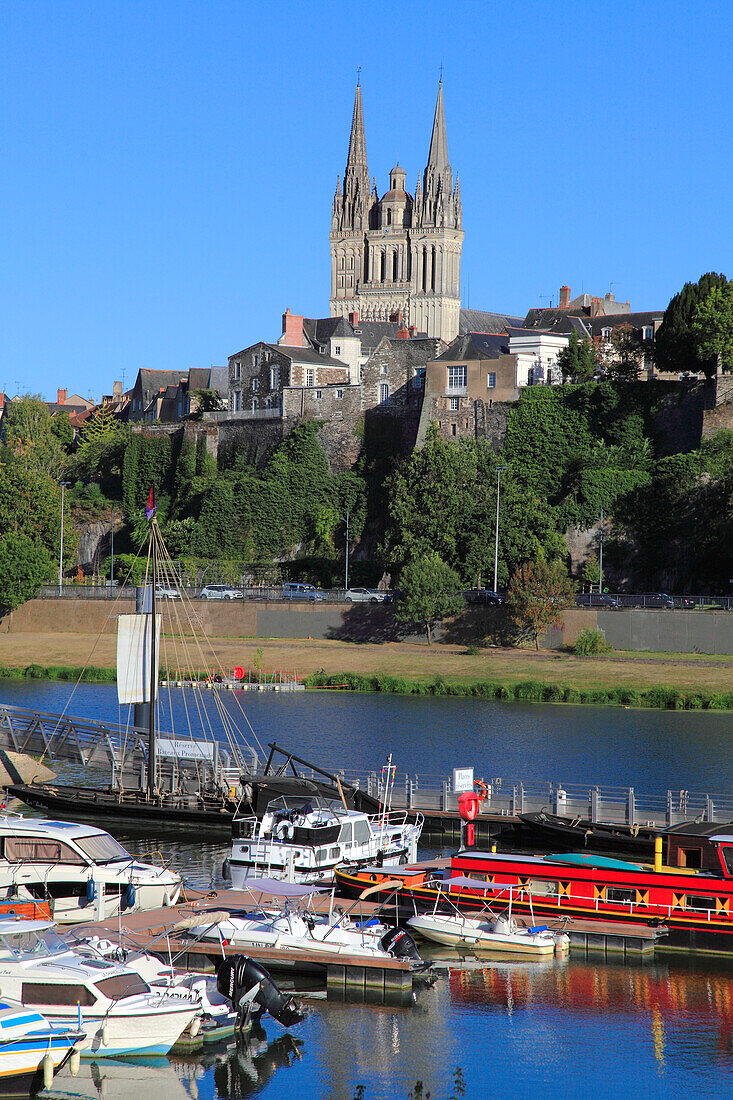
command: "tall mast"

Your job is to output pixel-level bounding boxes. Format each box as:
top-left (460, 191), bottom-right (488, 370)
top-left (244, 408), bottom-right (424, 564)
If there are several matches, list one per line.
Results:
top-left (148, 521), bottom-right (157, 798)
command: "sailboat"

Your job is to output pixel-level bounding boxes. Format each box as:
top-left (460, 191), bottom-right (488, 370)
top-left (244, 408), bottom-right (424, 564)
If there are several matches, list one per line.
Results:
top-left (6, 512), bottom-right (377, 831)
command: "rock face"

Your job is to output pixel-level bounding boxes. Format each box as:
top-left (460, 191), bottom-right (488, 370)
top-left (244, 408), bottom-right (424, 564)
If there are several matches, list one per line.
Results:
top-left (76, 521), bottom-right (110, 568)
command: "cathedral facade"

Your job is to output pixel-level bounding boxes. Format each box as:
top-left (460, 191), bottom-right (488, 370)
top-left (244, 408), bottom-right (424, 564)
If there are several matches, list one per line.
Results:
top-left (329, 82), bottom-right (463, 344)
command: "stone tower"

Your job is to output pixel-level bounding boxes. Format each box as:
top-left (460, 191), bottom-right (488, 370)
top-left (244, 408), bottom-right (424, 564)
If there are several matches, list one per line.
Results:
top-left (329, 81), bottom-right (463, 343)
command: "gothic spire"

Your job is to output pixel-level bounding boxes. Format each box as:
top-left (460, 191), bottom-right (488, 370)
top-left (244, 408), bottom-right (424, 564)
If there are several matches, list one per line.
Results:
top-left (341, 81), bottom-right (371, 231)
top-left (421, 81), bottom-right (454, 227)
top-left (346, 82), bottom-right (368, 177)
top-left (426, 80), bottom-right (450, 176)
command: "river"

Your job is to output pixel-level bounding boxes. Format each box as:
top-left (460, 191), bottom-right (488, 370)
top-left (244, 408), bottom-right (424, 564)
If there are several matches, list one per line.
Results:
top-left (3, 682), bottom-right (733, 1099)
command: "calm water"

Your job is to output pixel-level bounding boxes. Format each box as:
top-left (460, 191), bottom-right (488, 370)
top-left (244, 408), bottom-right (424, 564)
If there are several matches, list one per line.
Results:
top-left (3, 682), bottom-right (732, 1098)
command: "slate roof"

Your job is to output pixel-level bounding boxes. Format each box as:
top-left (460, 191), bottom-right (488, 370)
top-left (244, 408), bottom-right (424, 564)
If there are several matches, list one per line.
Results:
top-left (459, 308), bottom-right (523, 334)
top-left (588, 311), bottom-right (663, 336)
top-left (368, 337), bottom-right (445, 369)
top-left (303, 316), bottom-right (353, 350)
top-left (434, 332), bottom-right (510, 362)
top-left (263, 344), bottom-right (346, 368)
top-left (135, 369), bottom-right (189, 399)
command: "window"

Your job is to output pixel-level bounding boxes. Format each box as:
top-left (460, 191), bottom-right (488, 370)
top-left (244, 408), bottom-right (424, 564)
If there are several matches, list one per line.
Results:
top-left (379, 383), bottom-right (389, 404)
top-left (528, 878), bottom-right (559, 897)
top-left (336, 388), bottom-right (344, 399)
top-left (305, 369), bottom-right (314, 388)
top-left (414, 369), bottom-right (425, 388)
top-left (252, 398), bottom-right (258, 411)
top-left (606, 886), bottom-right (636, 904)
top-left (270, 366), bottom-right (280, 390)
top-left (449, 397), bottom-right (459, 411)
top-left (338, 822), bottom-right (353, 844)
top-left (451, 423), bottom-right (457, 436)
top-left (253, 353), bottom-right (259, 368)
top-left (75, 834), bottom-right (130, 863)
top-left (447, 365), bottom-right (467, 390)
top-left (335, 346), bottom-right (341, 355)
top-left (252, 379), bottom-right (258, 392)
top-left (601, 328), bottom-right (612, 340)
top-left (487, 373), bottom-right (496, 389)
top-left (353, 819), bottom-right (372, 844)
top-left (315, 389), bottom-right (322, 399)
top-left (233, 361), bottom-right (241, 381)
top-left (643, 326), bottom-right (654, 341)
top-left (232, 391), bottom-right (241, 412)
top-left (94, 974), bottom-right (151, 999)
top-left (381, 363), bottom-right (388, 375)
top-left (685, 895), bottom-right (716, 911)
top-left (23, 983), bottom-right (97, 1006)
top-left (678, 847), bottom-right (702, 869)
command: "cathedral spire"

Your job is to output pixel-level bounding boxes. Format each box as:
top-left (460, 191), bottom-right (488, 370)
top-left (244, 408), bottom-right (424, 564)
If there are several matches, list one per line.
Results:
top-left (426, 80), bottom-right (450, 176)
top-left (346, 81), bottom-right (368, 177)
top-left (341, 81), bottom-right (371, 232)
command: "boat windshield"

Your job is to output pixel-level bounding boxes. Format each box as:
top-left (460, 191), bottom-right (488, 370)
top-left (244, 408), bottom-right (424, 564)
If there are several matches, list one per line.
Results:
top-left (266, 795), bottom-right (344, 817)
top-left (75, 834), bottom-right (132, 864)
top-left (0, 927), bottom-right (69, 960)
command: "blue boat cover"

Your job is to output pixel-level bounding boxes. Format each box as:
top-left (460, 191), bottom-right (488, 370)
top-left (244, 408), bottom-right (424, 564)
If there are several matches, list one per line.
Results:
top-left (546, 853), bottom-right (643, 871)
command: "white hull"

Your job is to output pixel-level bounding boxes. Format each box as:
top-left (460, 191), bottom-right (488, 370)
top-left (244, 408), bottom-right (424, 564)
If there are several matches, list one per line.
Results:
top-left (407, 916), bottom-right (568, 957)
top-left (41, 882), bottom-right (180, 926)
top-left (45, 1002), bottom-right (198, 1057)
top-left (0, 1038), bottom-right (74, 1087)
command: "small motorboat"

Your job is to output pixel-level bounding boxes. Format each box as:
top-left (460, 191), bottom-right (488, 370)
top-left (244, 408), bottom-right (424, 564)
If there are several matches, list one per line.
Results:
top-left (181, 878), bottom-right (423, 974)
top-left (406, 877), bottom-right (570, 957)
top-left (0, 919), bottom-right (200, 1057)
top-left (518, 811), bottom-right (657, 858)
top-left (0, 1001), bottom-right (83, 1095)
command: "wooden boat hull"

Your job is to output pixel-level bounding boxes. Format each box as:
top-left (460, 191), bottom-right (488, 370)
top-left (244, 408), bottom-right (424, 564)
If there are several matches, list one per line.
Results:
top-left (6, 784), bottom-right (235, 831)
top-left (518, 812), bottom-right (657, 857)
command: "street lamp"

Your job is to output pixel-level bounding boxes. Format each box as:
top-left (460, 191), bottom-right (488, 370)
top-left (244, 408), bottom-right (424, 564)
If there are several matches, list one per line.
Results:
top-left (344, 507), bottom-right (350, 592)
top-left (493, 466), bottom-right (507, 594)
top-left (110, 508), bottom-right (115, 586)
top-left (58, 481), bottom-right (70, 594)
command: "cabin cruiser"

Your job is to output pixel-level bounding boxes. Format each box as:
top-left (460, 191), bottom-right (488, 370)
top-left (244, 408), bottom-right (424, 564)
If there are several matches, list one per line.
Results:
top-left (184, 878), bottom-right (423, 973)
top-left (226, 795), bottom-right (423, 885)
top-left (0, 1001), bottom-right (83, 1094)
top-left (0, 920), bottom-right (200, 1056)
top-left (0, 814), bottom-right (181, 924)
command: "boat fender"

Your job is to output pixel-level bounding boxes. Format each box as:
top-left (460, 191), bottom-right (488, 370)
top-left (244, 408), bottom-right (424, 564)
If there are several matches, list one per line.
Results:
top-left (43, 1050), bottom-right (54, 1090)
top-left (221, 859), bottom-right (231, 881)
top-left (189, 1016), bottom-right (201, 1038)
top-left (124, 883), bottom-right (136, 910)
top-left (101, 1023), bottom-right (109, 1047)
top-left (86, 879), bottom-right (96, 904)
top-left (69, 1047), bottom-right (81, 1076)
top-left (379, 927), bottom-right (422, 963)
top-left (527, 925), bottom-right (549, 934)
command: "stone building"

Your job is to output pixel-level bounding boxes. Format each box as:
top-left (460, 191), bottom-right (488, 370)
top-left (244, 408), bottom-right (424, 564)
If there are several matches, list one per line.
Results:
top-left (329, 81), bottom-right (463, 344)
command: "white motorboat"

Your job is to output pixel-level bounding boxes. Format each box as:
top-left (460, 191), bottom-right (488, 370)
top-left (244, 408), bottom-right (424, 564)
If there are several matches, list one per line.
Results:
top-left (0, 920), bottom-right (200, 1057)
top-left (0, 814), bottom-right (181, 925)
top-left (183, 879), bottom-right (423, 973)
top-left (227, 793), bottom-right (423, 885)
top-left (0, 1001), bottom-right (83, 1095)
top-left (406, 877), bottom-right (570, 958)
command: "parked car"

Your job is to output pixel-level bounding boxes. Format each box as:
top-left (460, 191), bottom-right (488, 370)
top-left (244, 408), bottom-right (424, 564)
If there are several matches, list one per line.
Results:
top-left (464, 589), bottom-right (504, 606)
top-left (674, 596), bottom-right (697, 609)
top-left (200, 584), bottom-right (243, 600)
top-left (576, 593), bottom-right (620, 609)
top-left (155, 583), bottom-right (180, 600)
top-left (343, 587), bottom-right (388, 604)
top-left (626, 592), bottom-right (674, 609)
top-left (281, 583), bottom-right (327, 601)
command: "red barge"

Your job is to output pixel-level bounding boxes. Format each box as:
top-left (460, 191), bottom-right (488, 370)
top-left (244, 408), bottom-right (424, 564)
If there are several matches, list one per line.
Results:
top-left (336, 815), bottom-right (733, 955)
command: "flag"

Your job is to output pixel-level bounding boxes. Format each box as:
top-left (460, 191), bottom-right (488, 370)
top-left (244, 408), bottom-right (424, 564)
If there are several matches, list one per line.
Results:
top-left (145, 487), bottom-right (156, 521)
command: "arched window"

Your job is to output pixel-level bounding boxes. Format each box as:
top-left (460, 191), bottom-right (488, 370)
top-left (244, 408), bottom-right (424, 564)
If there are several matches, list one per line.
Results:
top-left (387, 208), bottom-right (392, 226)
top-left (431, 247), bottom-right (437, 291)
top-left (380, 252), bottom-right (386, 283)
top-left (422, 247), bottom-right (428, 291)
top-left (393, 251), bottom-right (398, 281)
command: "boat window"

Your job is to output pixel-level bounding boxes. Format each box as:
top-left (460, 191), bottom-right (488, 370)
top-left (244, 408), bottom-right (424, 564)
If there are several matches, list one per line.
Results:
top-left (607, 887), bottom-right (636, 904)
top-left (679, 847), bottom-right (702, 869)
top-left (94, 973), bottom-right (151, 999)
top-left (22, 982), bottom-right (97, 1006)
top-left (4, 839), bottom-right (68, 863)
top-left (720, 847), bottom-right (733, 876)
top-left (75, 834), bottom-right (132, 863)
top-left (353, 820), bottom-right (372, 844)
top-left (1, 928), bottom-right (68, 958)
top-left (330, 847), bottom-right (340, 858)
top-left (338, 823), bottom-right (353, 844)
top-left (685, 895), bottom-right (716, 911)
top-left (528, 878), bottom-right (559, 896)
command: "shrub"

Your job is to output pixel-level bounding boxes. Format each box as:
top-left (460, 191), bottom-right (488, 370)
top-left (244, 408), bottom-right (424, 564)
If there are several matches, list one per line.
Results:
top-left (573, 628), bottom-right (612, 656)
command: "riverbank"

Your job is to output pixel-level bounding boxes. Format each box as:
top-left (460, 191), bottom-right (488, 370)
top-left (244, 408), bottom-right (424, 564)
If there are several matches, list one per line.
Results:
top-left (0, 633), bottom-right (731, 708)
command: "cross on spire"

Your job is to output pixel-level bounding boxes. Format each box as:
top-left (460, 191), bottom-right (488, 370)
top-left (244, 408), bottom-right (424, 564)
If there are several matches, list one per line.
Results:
top-left (357, 65), bottom-right (361, 87)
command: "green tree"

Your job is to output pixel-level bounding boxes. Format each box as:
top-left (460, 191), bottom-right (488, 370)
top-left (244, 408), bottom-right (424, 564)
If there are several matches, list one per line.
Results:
top-left (691, 283), bottom-right (733, 374)
top-left (185, 388), bottom-right (226, 419)
top-left (582, 554), bottom-right (601, 588)
top-left (507, 558), bottom-right (576, 650)
top-left (3, 395), bottom-right (69, 478)
top-left (394, 552), bottom-right (463, 644)
top-left (0, 533), bottom-right (53, 612)
top-left (655, 272), bottom-right (730, 378)
top-left (557, 330), bottom-right (598, 383)
top-left (600, 323), bottom-right (647, 382)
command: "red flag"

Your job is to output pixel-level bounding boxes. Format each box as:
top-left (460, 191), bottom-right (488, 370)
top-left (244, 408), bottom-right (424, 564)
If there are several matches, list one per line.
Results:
top-left (145, 487), bottom-right (156, 521)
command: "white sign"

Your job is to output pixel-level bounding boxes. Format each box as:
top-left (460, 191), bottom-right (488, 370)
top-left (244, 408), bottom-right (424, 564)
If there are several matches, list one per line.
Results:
top-left (453, 767), bottom-right (474, 793)
top-left (157, 738), bottom-right (217, 763)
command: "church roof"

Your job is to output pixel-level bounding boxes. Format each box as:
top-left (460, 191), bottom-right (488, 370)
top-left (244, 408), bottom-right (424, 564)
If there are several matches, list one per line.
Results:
top-left (434, 333), bottom-right (511, 361)
top-left (458, 308), bottom-right (523, 334)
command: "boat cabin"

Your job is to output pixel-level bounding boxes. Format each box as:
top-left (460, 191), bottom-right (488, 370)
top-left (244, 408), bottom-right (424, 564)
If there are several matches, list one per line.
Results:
top-left (665, 822), bottom-right (733, 873)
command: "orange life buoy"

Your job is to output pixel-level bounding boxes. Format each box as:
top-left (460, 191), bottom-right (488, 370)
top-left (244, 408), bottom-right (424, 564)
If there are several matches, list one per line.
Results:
top-left (474, 780), bottom-right (489, 802)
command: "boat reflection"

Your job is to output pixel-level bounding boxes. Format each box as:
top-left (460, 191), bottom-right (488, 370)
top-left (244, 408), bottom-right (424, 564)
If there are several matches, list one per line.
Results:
top-left (448, 957), bottom-right (733, 1061)
top-left (40, 1056), bottom-right (192, 1100)
top-left (171, 1027), bottom-right (303, 1099)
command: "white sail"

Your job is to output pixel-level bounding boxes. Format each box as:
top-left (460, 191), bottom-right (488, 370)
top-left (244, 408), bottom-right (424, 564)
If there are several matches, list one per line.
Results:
top-left (116, 613), bottom-right (160, 705)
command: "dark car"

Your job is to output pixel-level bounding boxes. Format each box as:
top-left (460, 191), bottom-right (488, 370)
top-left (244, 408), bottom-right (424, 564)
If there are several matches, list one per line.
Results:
top-left (464, 589), bottom-right (504, 606)
top-left (626, 592), bottom-right (675, 609)
top-left (674, 596), bottom-right (697, 609)
top-left (576, 593), bottom-right (620, 609)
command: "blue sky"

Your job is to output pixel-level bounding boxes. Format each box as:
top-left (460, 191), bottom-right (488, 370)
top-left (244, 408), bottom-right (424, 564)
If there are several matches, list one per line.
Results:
top-left (2, 0), bottom-right (731, 401)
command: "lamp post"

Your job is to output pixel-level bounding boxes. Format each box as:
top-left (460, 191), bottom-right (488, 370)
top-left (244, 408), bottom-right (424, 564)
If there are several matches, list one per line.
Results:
top-left (58, 481), bottom-right (70, 594)
top-left (110, 508), bottom-right (115, 586)
top-left (493, 466), bottom-right (507, 594)
top-left (344, 507), bottom-right (350, 593)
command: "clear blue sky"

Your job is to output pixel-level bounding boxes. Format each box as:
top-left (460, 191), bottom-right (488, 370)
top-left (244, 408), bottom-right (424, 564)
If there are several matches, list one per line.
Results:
top-left (2, 0), bottom-right (731, 401)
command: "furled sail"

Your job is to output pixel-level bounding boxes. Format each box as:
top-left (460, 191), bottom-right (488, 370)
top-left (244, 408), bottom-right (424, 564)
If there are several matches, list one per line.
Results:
top-left (117, 613), bottom-right (161, 705)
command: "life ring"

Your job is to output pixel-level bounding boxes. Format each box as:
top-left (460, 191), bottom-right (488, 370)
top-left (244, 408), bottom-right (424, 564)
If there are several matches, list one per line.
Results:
top-left (275, 821), bottom-right (294, 842)
top-left (474, 780), bottom-right (489, 802)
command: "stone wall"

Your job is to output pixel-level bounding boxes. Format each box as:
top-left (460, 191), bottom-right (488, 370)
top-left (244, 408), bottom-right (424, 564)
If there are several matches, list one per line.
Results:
top-left (282, 385), bottom-right (362, 472)
top-left (216, 415), bottom-right (285, 469)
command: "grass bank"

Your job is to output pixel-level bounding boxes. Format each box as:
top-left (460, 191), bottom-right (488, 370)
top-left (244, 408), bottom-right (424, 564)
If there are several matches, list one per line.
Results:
top-left (0, 664), bottom-right (116, 683)
top-left (304, 670), bottom-right (733, 710)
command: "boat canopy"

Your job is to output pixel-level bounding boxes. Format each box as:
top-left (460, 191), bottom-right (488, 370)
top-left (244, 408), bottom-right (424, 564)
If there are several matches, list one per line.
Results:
top-left (444, 876), bottom-right (495, 890)
top-left (547, 853), bottom-right (644, 871)
top-left (237, 877), bottom-right (330, 897)
top-left (0, 919), bottom-right (54, 935)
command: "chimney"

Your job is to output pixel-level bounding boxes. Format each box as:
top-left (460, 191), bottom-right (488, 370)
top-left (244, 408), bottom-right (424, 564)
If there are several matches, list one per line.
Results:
top-left (396, 324), bottom-right (410, 340)
top-left (409, 325), bottom-right (417, 337)
top-left (281, 307), bottom-right (305, 348)
top-left (113, 380), bottom-right (122, 399)
top-left (348, 311), bottom-right (359, 326)
top-left (57, 388), bottom-right (67, 405)
top-left (605, 291), bottom-right (615, 302)
top-left (559, 286), bottom-right (571, 309)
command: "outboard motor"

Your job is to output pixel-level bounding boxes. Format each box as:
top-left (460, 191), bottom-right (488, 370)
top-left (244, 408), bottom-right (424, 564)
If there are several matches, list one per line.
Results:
top-left (217, 955), bottom-right (305, 1029)
top-left (379, 926), bottom-right (422, 964)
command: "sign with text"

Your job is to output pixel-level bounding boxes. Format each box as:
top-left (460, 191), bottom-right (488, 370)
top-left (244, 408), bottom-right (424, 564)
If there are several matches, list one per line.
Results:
top-left (453, 767), bottom-right (474, 793)
top-left (157, 738), bottom-right (217, 763)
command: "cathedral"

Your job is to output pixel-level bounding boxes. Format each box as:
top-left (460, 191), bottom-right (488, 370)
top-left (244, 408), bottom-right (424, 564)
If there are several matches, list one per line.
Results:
top-left (329, 81), bottom-right (463, 344)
